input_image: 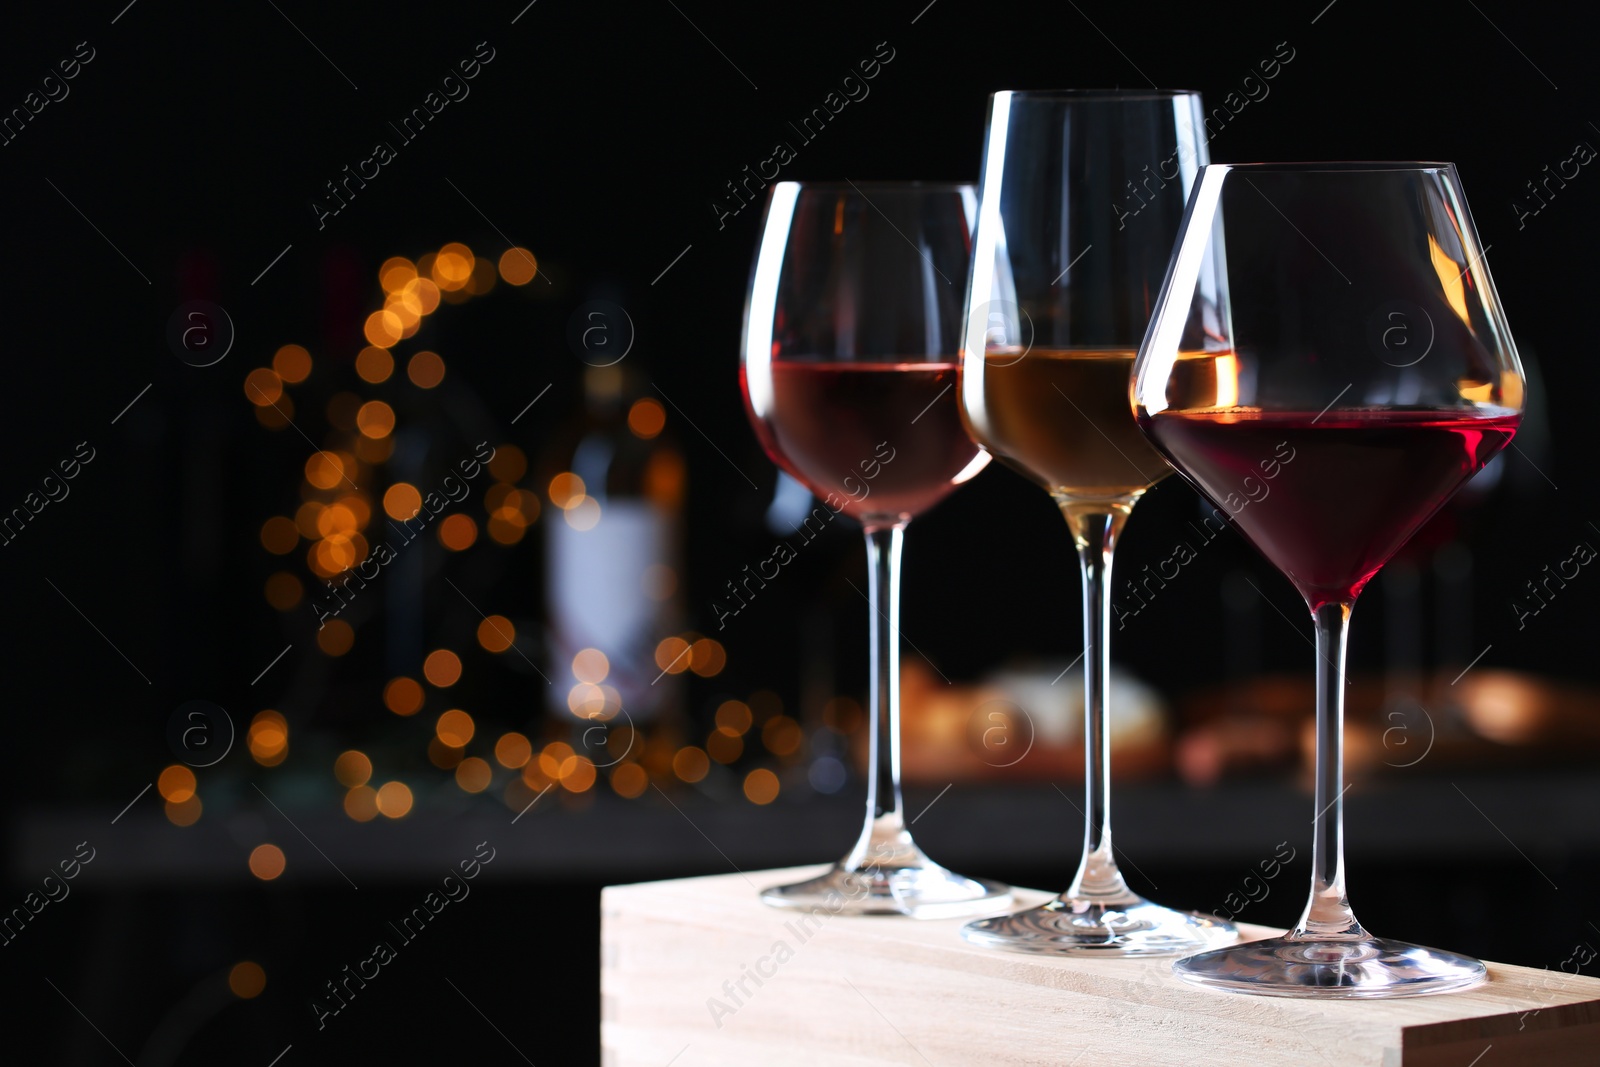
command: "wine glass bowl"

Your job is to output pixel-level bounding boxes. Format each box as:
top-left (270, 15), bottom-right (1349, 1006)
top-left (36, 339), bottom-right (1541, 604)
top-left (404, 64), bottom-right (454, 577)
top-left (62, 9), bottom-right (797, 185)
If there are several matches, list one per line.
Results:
top-left (742, 180), bottom-right (1008, 918)
top-left (1133, 162), bottom-right (1524, 995)
top-left (957, 90), bottom-right (1237, 955)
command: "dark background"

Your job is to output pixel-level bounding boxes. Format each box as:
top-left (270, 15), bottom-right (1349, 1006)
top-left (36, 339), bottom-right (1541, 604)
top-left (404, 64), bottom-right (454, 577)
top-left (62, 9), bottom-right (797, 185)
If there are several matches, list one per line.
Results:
top-left (2, 1), bottom-right (1596, 1064)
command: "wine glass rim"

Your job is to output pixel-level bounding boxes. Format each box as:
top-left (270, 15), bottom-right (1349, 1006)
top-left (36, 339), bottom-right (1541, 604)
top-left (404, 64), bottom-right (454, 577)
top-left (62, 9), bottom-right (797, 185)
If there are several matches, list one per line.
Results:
top-left (1203, 161), bottom-right (1455, 173)
top-left (773, 180), bottom-right (975, 192)
top-left (993, 88), bottom-right (1202, 101)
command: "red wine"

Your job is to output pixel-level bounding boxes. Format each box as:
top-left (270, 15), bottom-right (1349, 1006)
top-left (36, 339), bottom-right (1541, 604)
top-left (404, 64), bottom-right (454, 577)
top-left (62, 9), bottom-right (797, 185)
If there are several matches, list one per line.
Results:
top-left (1141, 408), bottom-right (1519, 608)
top-left (742, 361), bottom-right (989, 522)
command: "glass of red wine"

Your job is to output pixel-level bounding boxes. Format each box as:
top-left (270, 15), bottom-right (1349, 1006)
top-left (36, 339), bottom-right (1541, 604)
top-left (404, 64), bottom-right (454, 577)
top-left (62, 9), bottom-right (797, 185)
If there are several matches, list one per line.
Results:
top-left (1133, 163), bottom-right (1525, 995)
top-left (741, 181), bottom-right (1009, 917)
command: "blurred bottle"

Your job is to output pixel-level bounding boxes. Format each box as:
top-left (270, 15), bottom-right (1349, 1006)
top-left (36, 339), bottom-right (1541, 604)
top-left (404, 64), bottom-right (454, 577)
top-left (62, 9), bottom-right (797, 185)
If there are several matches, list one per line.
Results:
top-left (544, 364), bottom-right (686, 727)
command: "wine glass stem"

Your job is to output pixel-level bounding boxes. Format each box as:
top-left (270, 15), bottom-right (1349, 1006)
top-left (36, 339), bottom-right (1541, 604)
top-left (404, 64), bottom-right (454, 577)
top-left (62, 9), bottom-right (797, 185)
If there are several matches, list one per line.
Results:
top-left (1293, 600), bottom-right (1362, 939)
top-left (851, 522), bottom-right (911, 867)
top-left (1062, 505), bottom-right (1134, 902)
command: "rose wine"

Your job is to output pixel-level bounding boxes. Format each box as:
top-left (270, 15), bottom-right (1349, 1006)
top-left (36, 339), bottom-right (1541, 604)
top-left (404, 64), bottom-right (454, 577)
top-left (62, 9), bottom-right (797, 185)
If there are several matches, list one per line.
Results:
top-left (961, 348), bottom-right (1230, 501)
top-left (742, 361), bottom-right (988, 522)
top-left (1141, 408), bottom-right (1520, 608)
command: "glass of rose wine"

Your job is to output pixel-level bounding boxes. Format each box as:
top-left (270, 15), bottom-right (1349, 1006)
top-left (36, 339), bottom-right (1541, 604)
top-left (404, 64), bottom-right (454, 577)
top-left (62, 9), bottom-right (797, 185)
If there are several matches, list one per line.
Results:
top-left (741, 181), bottom-right (1009, 917)
top-left (1134, 162), bottom-right (1524, 995)
top-left (958, 90), bottom-right (1238, 955)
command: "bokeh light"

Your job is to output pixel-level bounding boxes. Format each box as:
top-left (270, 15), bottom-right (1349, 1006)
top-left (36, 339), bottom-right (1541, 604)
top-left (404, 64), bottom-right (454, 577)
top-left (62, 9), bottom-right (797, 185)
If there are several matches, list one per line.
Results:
top-left (305, 451), bottom-right (346, 490)
top-left (383, 483), bottom-right (422, 520)
top-left (334, 750), bottom-right (372, 788)
top-left (456, 756), bottom-right (492, 793)
top-left (356, 345), bottom-right (394, 383)
top-left (407, 350), bottom-right (446, 389)
top-left (376, 781), bottom-right (414, 819)
top-left (249, 844), bottom-right (286, 880)
top-left (494, 732), bottom-right (532, 769)
top-left (610, 762), bottom-right (648, 799)
top-left (316, 619), bottom-right (354, 656)
top-left (363, 310), bottom-right (403, 348)
top-left (248, 710), bottom-right (289, 766)
top-left (438, 513), bottom-right (478, 550)
top-left (499, 247), bottom-right (538, 285)
top-left (572, 648), bottom-right (609, 684)
top-left (707, 730), bottom-right (743, 764)
top-left (343, 786), bottom-right (379, 822)
top-left (477, 615), bottom-right (515, 652)
top-left (379, 257), bottom-right (417, 293)
top-left (229, 962), bottom-right (267, 999)
top-left (688, 638), bottom-right (725, 677)
top-left (654, 636), bottom-right (691, 674)
top-left (548, 473), bottom-right (585, 509)
top-left (260, 516), bottom-right (299, 554)
top-left (158, 765), bottom-right (196, 803)
top-left (743, 769), bottom-right (780, 805)
top-left (273, 345), bottom-right (312, 384)
top-left (672, 746), bottom-right (710, 783)
top-left (563, 496), bottom-right (601, 531)
top-left (423, 649), bottom-right (462, 687)
top-left (488, 445), bottom-right (526, 483)
top-left (762, 715), bottom-right (803, 757)
top-left (383, 676), bottom-right (424, 716)
top-left (560, 755), bottom-right (597, 793)
top-left (263, 573), bottom-right (302, 612)
top-left (628, 398), bottom-right (666, 439)
top-left (356, 400), bottom-right (395, 439)
top-left (244, 367), bottom-right (283, 407)
top-left (436, 709), bottom-right (475, 747)
top-left (165, 795), bottom-right (203, 827)
top-left (715, 700), bottom-right (753, 736)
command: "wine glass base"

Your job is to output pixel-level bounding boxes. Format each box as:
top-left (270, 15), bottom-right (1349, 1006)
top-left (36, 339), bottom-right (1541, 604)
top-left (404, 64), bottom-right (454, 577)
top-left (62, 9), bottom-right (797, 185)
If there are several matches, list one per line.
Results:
top-left (761, 861), bottom-right (1011, 920)
top-left (1172, 935), bottom-right (1487, 998)
top-left (961, 895), bottom-right (1237, 957)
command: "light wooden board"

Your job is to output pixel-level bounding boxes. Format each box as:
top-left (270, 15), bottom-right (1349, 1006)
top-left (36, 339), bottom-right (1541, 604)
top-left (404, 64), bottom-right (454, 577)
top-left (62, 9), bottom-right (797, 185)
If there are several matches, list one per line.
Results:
top-left (601, 867), bottom-right (1600, 1066)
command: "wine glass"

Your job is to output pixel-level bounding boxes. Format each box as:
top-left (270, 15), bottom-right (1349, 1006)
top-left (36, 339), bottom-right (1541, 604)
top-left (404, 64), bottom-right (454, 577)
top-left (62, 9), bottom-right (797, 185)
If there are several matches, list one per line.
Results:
top-left (741, 181), bottom-right (1010, 917)
top-left (958, 90), bottom-right (1238, 955)
top-left (1133, 162), bottom-right (1524, 995)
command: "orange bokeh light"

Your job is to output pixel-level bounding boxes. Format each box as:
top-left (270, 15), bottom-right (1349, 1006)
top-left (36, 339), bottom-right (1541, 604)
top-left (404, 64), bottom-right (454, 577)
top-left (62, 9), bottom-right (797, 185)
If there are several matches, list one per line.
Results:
top-left (356, 345), bottom-right (394, 383)
top-left (260, 516), bottom-right (299, 555)
top-left (383, 676), bottom-right (424, 716)
top-left (244, 367), bottom-right (283, 407)
top-left (628, 398), bottom-right (666, 439)
top-left (477, 615), bottom-right (515, 652)
top-left (273, 345), bottom-right (312, 384)
top-left (407, 350), bottom-right (446, 389)
top-left (383, 483), bottom-right (422, 520)
top-left (498, 247), bottom-right (538, 285)
top-left (376, 781), bottom-right (413, 819)
top-left (249, 844), bottom-right (286, 880)
top-left (423, 649), bottom-right (462, 687)
top-left (437, 513), bottom-right (478, 551)
top-left (436, 709), bottom-right (475, 747)
top-left (356, 400), bottom-right (395, 439)
top-left (158, 764), bottom-right (196, 803)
